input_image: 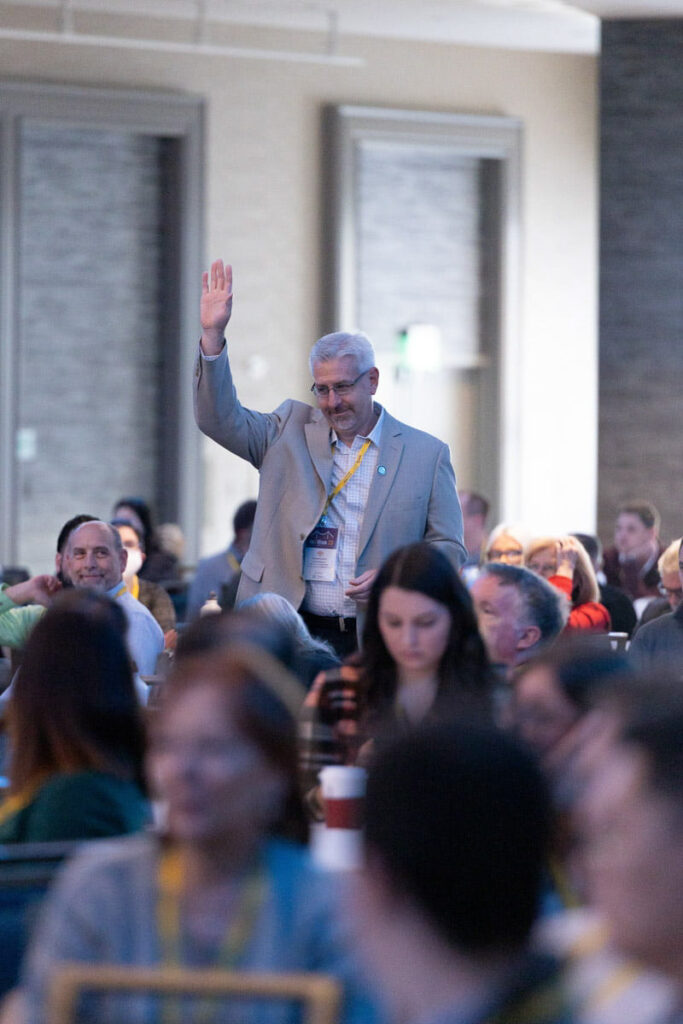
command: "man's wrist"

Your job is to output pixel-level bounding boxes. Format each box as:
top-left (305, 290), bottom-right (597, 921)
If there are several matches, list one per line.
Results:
top-left (199, 332), bottom-right (226, 358)
top-left (2, 582), bottom-right (21, 606)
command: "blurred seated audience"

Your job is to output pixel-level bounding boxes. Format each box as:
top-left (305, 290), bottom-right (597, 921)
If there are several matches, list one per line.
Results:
top-left (511, 638), bottom-right (635, 912)
top-left (155, 522), bottom-right (186, 566)
top-left (0, 522), bottom-right (163, 701)
top-left (572, 679), bottom-right (683, 1021)
top-left (459, 490), bottom-right (490, 574)
top-left (350, 720), bottom-right (570, 1024)
top-left (634, 537), bottom-right (683, 631)
top-left (17, 648), bottom-right (377, 1024)
top-left (484, 522), bottom-right (532, 567)
top-left (601, 501), bottom-right (663, 606)
top-left (300, 543), bottom-right (493, 813)
top-left (628, 539), bottom-right (683, 674)
top-left (1, 521), bottom-right (163, 691)
top-left (0, 590), bottom-right (148, 844)
top-left (111, 519), bottom-right (176, 641)
top-left (525, 537), bottom-right (610, 634)
top-left (187, 500), bottom-right (257, 619)
top-left (572, 533), bottom-right (636, 637)
top-left (470, 564), bottom-right (568, 684)
top-left (174, 606), bottom-right (312, 705)
top-left (113, 496), bottom-right (180, 585)
top-left (237, 593), bottom-right (339, 687)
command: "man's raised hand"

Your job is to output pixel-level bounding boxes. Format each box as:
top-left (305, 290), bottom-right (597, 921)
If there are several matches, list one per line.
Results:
top-left (200, 260), bottom-right (233, 356)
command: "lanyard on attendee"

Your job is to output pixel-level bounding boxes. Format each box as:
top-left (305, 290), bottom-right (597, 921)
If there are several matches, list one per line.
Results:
top-left (320, 439), bottom-right (372, 525)
top-left (111, 583), bottom-right (127, 600)
top-left (226, 552), bottom-right (241, 575)
top-left (566, 920), bottom-right (641, 1014)
top-left (157, 846), bottom-right (267, 1024)
top-left (129, 576), bottom-right (140, 601)
top-left (0, 774), bottom-right (48, 827)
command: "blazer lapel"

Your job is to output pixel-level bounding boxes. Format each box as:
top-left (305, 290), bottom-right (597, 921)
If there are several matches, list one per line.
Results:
top-left (304, 413), bottom-right (334, 495)
top-left (357, 414), bottom-right (404, 558)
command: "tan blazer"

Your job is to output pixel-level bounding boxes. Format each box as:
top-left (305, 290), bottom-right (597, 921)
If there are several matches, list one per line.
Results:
top-left (194, 347), bottom-right (465, 610)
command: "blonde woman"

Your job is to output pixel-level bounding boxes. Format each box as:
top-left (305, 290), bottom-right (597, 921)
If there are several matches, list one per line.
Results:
top-left (525, 535), bottom-right (610, 633)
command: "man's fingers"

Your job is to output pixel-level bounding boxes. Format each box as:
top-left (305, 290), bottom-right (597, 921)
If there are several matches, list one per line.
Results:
top-left (201, 271), bottom-right (209, 294)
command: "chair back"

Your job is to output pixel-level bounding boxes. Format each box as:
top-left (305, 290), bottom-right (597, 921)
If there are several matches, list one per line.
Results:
top-left (50, 965), bottom-right (342, 1024)
top-left (0, 841), bottom-right (78, 997)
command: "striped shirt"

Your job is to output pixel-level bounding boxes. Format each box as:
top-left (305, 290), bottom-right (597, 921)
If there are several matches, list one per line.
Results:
top-left (303, 407), bottom-right (384, 616)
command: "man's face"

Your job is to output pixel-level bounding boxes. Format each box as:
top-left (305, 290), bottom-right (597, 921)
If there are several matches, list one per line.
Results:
top-left (581, 742), bottom-right (683, 977)
top-left (62, 522), bottom-right (126, 592)
top-left (614, 513), bottom-right (654, 558)
top-left (471, 574), bottom-right (530, 666)
top-left (312, 355), bottom-right (378, 440)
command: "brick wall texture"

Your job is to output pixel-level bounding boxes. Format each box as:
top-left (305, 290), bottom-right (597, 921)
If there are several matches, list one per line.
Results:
top-left (598, 21), bottom-right (683, 547)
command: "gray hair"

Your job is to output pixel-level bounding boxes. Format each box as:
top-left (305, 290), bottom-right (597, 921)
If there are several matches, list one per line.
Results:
top-left (308, 331), bottom-right (376, 377)
top-left (481, 563), bottom-right (569, 646)
top-left (237, 592), bottom-right (337, 660)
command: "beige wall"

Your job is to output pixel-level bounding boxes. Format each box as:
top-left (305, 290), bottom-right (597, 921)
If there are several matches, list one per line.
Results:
top-left (0, 29), bottom-right (598, 553)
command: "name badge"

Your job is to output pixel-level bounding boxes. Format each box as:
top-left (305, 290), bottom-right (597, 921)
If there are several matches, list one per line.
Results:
top-left (303, 524), bottom-right (339, 582)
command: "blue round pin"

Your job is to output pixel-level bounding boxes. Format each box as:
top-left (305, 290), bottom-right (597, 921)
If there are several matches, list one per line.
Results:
top-left (378, 465), bottom-right (386, 475)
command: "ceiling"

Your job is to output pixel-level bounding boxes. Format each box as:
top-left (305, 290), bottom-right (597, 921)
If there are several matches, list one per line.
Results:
top-left (0, 0), bottom-right (681, 56)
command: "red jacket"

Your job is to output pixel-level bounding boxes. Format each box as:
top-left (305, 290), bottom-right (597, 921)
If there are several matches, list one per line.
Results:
top-left (549, 575), bottom-right (611, 633)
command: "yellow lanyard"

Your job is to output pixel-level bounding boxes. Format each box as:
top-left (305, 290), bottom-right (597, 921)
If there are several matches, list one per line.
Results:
top-left (112, 583), bottom-right (128, 599)
top-left (157, 847), bottom-right (267, 1024)
top-left (320, 438), bottom-right (372, 522)
top-left (0, 774), bottom-right (48, 827)
top-left (548, 857), bottom-right (580, 910)
top-left (129, 576), bottom-right (140, 601)
top-left (226, 552), bottom-right (241, 575)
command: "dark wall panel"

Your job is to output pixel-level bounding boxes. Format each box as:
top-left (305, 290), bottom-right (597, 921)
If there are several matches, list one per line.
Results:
top-left (598, 20), bottom-right (683, 547)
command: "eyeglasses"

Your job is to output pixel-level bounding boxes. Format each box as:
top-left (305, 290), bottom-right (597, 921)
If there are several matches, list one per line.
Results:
top-left (310, 369), bottom-right (370, 399)
top-left (487, 549), bottom-right (524, 562)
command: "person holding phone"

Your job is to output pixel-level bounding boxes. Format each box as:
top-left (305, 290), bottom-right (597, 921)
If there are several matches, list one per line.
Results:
top-left (298, 542), bottom-right (494, 815)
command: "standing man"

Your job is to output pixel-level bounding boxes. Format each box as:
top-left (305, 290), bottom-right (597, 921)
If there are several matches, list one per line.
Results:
top-left (194, 260), bottom-right (465, 655)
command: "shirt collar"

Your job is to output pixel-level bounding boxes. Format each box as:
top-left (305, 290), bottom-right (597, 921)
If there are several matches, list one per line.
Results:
top-left (106, 581), bottom-right (127, 599)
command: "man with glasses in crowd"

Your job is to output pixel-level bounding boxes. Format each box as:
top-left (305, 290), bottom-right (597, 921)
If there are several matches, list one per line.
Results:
top-left (629, 537), bottom-right (683, 672)
top-left (194, 260), bottom-right (465, 655)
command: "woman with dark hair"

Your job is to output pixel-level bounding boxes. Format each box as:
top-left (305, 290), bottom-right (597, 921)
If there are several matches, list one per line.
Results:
top-left (361, 542), bottom-right (493, 722)
top-left (0, 590), bottom-right (148, 843)
top-left (300, 542), bottom-right (493, 806)
top-left (113, 496), bottom-right (179, 584)
top-left (20, 647), bottom-right (376, 1024)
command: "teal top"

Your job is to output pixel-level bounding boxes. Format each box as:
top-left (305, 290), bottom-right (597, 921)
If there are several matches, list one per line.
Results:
top-left (0, 771), bottom-right (149, 844)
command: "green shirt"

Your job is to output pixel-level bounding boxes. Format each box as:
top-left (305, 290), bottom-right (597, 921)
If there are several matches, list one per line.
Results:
top-left (0, 584), bottom-right (44, 649)
top-left (0, 771), bottom-right (149, 844)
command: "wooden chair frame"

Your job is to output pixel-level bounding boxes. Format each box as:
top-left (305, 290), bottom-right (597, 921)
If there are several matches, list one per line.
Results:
top-left (49, 965), bottom-right (342, 1024)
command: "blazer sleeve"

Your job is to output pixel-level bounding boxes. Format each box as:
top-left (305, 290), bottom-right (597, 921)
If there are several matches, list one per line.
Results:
top-left (193, 344), bottom-right (283, 468)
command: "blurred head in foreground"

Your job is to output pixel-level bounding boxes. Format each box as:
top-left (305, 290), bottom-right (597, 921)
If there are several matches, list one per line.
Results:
top-left (350, 722), bottom-right (558, 1023)
top-left (148, 647), bottom-right (308, 855)
top-left (581, 680), bottom-right (683, 983)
